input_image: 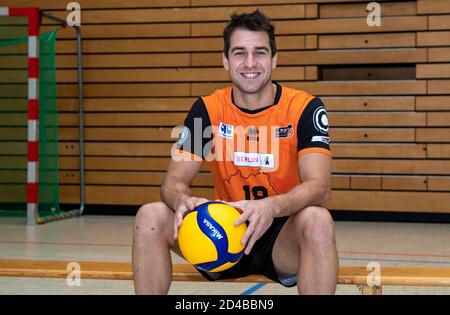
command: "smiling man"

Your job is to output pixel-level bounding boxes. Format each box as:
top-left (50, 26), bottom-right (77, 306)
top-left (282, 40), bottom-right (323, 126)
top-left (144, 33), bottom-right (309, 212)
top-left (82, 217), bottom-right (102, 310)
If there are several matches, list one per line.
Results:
top-left (132, 10), bottom-right (338, 295)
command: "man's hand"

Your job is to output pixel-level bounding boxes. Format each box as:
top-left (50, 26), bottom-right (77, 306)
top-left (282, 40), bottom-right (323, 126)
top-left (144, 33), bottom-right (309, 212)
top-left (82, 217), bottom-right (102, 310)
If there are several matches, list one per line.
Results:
top-left (173, 196), bottom-right (209, 240)
top-left (227, 198), bottom-right (276, 255)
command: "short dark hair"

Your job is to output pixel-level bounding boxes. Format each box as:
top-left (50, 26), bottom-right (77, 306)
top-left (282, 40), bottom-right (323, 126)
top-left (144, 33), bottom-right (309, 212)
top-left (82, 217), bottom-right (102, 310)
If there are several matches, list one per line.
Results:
top-left (223, 10), bottom-right (277, 58)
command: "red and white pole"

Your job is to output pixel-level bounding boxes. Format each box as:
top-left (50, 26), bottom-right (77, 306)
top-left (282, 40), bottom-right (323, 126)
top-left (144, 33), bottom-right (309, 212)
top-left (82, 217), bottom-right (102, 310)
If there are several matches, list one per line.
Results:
top-left (1, 7), bottom-right (40, 224)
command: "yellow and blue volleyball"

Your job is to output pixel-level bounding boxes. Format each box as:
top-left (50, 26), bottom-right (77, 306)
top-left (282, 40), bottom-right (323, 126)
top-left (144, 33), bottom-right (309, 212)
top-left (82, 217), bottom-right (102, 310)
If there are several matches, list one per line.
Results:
top-left (178, 201), bottom-right (247, 272)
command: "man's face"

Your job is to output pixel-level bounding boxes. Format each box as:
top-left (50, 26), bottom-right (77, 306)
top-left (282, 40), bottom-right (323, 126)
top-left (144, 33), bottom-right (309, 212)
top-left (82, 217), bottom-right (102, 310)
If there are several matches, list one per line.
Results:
top-left (223, 29), bottom-right (277, 94)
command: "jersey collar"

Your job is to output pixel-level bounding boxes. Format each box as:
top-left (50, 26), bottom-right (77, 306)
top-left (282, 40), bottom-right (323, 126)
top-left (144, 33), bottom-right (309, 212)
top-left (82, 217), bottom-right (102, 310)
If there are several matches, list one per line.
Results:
top-left (231, 81), bottom-right (282, 115)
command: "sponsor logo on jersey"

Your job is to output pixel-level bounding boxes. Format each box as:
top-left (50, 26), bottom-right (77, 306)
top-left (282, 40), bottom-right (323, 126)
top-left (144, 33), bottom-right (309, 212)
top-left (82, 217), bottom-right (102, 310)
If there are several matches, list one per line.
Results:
top-left (246, 127), bottom-right (259, 141)
top-left (260, 154), bottom-right (275, 168)
top-left (233, 152), bottom-right (275, 168)
top-left (313, 106), bottom-right (329, 134)
top-left (275, 124), bottom-right (293, 138)
top-left (312, 136), bottom-right (330, 145)
top-left (218, 122), bottom-right (234, 139)
top-left (177, 126), bottom-right (190, 146)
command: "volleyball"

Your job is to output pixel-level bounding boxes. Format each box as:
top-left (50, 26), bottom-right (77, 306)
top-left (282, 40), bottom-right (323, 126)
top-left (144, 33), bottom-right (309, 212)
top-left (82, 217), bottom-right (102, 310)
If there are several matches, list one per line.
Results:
top-left (178, 201), bottom-right (247, 272)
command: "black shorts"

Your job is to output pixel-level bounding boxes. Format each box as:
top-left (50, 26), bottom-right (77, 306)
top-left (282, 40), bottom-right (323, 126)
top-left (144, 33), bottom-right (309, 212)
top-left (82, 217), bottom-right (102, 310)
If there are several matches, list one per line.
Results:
top-left (196, 217), bottom-right (295, 287)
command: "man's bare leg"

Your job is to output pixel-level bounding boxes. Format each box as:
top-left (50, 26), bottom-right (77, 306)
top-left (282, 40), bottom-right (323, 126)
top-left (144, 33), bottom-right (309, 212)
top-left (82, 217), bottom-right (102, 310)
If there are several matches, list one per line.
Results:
top-left (272, 206), bottom-right (338, 295)
top-left (132, 202), bottom-right (181, 295)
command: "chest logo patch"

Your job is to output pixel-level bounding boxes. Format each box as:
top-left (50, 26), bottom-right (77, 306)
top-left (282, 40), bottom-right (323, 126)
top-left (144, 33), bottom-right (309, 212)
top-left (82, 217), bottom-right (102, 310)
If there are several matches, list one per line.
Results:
top-left (275, 124), bottom-right (293, 138)
top-left (218, 122), bottom-right (234, 139)
top-left (234, 152), bottom-right (275, 169)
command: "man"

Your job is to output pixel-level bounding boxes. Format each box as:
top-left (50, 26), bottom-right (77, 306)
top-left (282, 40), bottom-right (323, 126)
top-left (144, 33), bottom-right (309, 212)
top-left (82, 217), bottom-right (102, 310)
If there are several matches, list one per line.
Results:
top-left (132, 10), bottom-right (338, 295)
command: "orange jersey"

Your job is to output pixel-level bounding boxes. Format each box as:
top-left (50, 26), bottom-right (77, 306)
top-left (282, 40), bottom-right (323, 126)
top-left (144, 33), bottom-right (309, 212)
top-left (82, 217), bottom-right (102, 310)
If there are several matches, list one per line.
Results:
top-left (175, 82), bottom-right (331, 202)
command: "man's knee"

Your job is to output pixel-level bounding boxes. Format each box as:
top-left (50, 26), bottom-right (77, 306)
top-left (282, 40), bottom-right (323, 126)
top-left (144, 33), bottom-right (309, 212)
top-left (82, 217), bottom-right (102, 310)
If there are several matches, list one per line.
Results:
top-left (293, 206), bottom-right (335, 248)
top-left (134, 202), bottom-right (174, 239)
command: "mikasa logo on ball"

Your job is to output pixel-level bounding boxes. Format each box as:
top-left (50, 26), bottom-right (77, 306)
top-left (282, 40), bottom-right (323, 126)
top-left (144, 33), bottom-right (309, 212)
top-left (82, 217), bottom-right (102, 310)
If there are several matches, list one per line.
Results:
top-left (203, 218), bottom-right (223, 240)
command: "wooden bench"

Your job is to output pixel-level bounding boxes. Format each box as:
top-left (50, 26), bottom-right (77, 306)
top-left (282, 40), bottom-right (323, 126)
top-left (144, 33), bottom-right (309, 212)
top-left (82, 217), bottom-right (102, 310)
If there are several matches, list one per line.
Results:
top-left (2, 259), bottom-right (450, 295)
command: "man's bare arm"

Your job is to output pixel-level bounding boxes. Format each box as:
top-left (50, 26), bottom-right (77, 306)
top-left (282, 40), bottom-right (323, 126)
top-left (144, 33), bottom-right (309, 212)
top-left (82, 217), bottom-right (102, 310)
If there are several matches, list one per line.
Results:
top-left (160, 159), bottom-right (202, 210)
top-left (160, 158), bottom-right (208, 239)
top-left (270, 152), bottom-right (332, 217)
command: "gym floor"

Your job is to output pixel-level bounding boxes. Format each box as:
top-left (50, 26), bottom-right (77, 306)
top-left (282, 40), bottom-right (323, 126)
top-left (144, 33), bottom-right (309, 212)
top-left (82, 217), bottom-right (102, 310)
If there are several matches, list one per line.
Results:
top-left (1, 215), bottom-right (450, 295)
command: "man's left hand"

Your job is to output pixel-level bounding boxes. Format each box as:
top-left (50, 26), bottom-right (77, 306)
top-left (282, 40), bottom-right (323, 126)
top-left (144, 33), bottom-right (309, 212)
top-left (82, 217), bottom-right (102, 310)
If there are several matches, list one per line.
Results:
top-left (226, 199), bottom-right (276, 255)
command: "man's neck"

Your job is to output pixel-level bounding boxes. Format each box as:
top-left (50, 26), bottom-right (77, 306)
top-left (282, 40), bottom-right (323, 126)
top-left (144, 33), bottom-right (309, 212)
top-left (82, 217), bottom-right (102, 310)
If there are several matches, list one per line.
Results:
top-left (232, 82), bottom-right (276, 111)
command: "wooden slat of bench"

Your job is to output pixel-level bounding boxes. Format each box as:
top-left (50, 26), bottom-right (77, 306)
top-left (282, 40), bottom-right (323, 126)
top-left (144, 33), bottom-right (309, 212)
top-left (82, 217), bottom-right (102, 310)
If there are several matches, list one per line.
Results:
top-left (2, 260), bottom-right (450, 287)
top-left (339, 266), bottom-right (450, 287)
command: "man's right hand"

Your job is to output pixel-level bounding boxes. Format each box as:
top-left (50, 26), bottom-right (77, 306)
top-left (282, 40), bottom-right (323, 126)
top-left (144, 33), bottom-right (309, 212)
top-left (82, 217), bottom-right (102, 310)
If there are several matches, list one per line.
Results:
top-left (173, 196), bottom-right (209, 240)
